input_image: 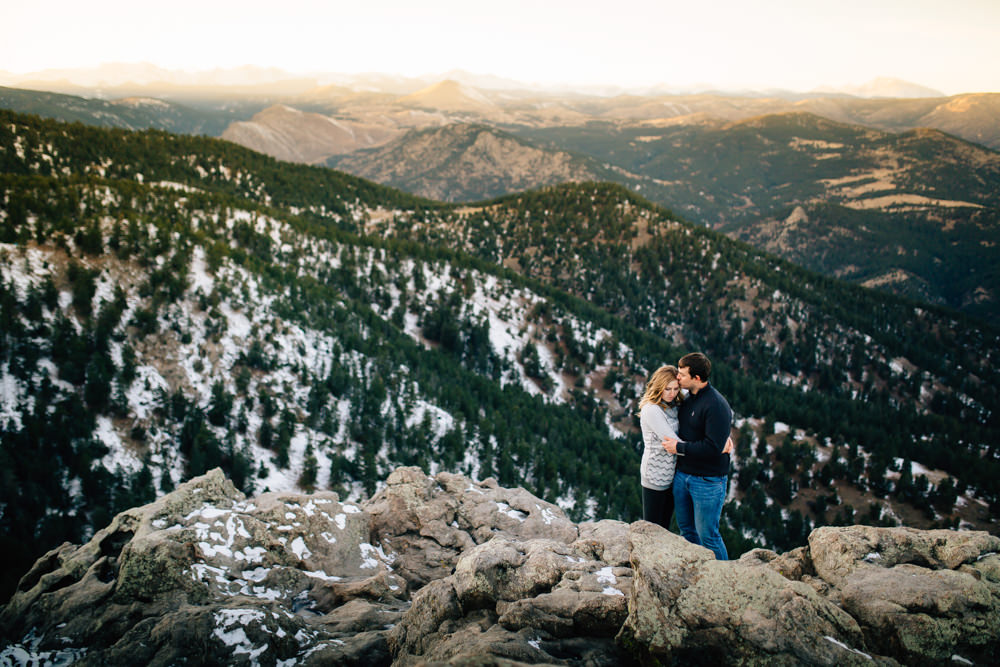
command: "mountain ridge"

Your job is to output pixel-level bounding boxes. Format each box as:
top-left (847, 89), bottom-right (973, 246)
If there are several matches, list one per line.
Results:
top-left (0, 65), bottom-right (965, 98)
top-left (0, 85), bottom-right (237, 135)
top-left (395, 79), bottom-right (498, 112)
top-left (519, 112), bottom-right (1000, 322)
top-left (327, 123), bottom-right (604, 202)
top-left (813, 76), bottom-right (946, 99)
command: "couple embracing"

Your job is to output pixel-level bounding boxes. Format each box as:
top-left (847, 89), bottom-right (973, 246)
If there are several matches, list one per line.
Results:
top-left (638, 352), bottom-right (733, 560)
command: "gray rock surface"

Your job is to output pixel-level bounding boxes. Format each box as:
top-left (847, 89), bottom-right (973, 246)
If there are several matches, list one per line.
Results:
top-left (1, 466), bottom-right (997, 666)
top-left (618, 522), bottom-right (877, 666)
top-left (808, 525), bottom-right (1000, 664)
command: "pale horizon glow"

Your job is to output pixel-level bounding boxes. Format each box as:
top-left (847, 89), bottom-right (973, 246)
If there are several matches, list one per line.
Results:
top-left (2, 0), bottom-right (999, 95)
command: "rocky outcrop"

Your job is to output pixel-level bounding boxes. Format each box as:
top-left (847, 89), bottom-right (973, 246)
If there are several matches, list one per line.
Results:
top-left (619, 522), bottom-right (871, 666)
top-left (807, 526), bottom-right (1000, 664)
top-left (2, 467), bottom-right (998, 666)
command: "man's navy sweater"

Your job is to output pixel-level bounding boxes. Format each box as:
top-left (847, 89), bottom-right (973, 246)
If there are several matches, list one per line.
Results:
top-left (676, 382), bottom-right (733, 477)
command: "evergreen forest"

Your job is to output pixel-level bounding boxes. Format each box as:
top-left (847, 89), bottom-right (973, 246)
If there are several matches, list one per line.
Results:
top-left (1, 110), bottom-right (998, 602)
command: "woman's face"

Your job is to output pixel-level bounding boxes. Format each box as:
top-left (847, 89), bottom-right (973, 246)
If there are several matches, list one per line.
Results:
top-left (661, 379), bottom-right (680, 403)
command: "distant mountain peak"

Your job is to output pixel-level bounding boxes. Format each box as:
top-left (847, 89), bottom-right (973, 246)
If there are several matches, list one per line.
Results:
top-left (110, 96), bottom-right (172, 109)
top-left (396, 79), bottom-right (497, 111)
top-left (814, 77), bottom-right (945, 99)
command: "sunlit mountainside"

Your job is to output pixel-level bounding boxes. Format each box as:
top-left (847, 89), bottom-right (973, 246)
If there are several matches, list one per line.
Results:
top-left (1, 110), bottom-right (997, 607)
top-left (327, 123), bottom-right (607, 202)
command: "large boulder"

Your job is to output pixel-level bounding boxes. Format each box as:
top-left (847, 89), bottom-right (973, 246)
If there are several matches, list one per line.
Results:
top-left (363, 467), bottom-right (578, 592)
top-left (808, 525), bottom-right (1000, 665)
top-left (618, 521), bottom-right (884, 665)
top-left (389, 533), bottom-right (633, 665)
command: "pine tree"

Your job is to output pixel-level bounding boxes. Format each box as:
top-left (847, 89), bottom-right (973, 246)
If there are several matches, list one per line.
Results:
top-left (299, 443), bottom-right (319, 493)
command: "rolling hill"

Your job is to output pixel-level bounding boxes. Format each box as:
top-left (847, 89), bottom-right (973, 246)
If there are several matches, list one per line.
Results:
top-left (0, 85), bottom-right (237, 135)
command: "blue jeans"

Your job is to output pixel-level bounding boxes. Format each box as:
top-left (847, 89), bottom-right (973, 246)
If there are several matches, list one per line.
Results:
top-left (673, 470), bottom-right (729, 560)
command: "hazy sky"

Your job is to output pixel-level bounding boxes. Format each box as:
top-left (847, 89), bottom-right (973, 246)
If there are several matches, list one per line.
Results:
top-left (3, 0), bottom-right (998, 94)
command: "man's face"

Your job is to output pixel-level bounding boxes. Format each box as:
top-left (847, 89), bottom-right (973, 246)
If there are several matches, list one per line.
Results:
top-left (677, 365), bottom-right (694, 389)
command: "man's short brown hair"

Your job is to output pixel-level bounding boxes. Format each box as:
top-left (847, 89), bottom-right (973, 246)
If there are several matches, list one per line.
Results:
top-left (679, 352), bottom-right (711, 382)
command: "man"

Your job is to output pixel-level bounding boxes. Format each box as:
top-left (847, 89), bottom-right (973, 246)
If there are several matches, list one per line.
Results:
top-left (662, 352), bottom-right (733, 560)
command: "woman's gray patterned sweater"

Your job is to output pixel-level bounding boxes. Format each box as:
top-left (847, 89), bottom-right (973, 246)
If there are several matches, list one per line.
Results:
top-left (639, 403), bottom-right (679, 490)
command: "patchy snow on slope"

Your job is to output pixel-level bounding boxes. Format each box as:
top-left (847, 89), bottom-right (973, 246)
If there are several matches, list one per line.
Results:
top-left (405, 399), bottom-right (456, 439)
top-left (189, 246), bottom-right (215, 294)
top-left (96, 416), bottom-right (142, 475)
top-left (0, 244), bottom-right (53, 297)
top-left (0, 368), bottom-right (25, 431)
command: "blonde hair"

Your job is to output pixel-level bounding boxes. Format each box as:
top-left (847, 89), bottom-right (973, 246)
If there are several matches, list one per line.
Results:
top-left (639, 365), bottom-right (682, 409)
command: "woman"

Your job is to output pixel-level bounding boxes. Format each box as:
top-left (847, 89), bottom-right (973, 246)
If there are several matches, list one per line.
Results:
top-left (638, 365), bottom-right (684, 529)
top-left (638, 365), bottom-right (734, 530)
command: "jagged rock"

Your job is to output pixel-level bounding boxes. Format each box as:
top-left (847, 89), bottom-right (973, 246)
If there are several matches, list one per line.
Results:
top-left (317, 597), bottom-right (405, 634)
top-left (365, 467), bottom-right (578, 593)
top-left (451, 537), bottom-right (628, 611)
top-left (0, 469), bottom-right (401, 666)
top-left (740, 545), bottom-right (815, 582)
top-left (391, 531), bottom-right (634, 664)
top-left (808, 525), bottom-right (1000, 586)
top-left (364, 467), bottom-right (475, 591)
top-left (388, 578), bottom-right (464, 657)
top-left (297, 630), bottom-right (392, 667)
top-left (394, 611), bottom-right (550, 666)
top-left (496, 575), bottom-right (631, 638)
top-left (393, 607), bottom-right (631, 667)
top-left (572, 520), bottom-right (631, 567)
top-left (2, 467), bottom-right (998, 666)
top-left (809, 525), bottom-right (1000, 664)
top-left (618, 521), bottom-right (883, 665)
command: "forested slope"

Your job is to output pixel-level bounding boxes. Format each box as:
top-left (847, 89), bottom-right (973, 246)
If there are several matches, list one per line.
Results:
top-left (1, 111), bottom-right (997, 604)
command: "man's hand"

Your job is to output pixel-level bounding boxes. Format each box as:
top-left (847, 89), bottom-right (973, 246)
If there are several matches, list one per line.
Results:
top-left (662, 436), bottom-right (734, 455)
